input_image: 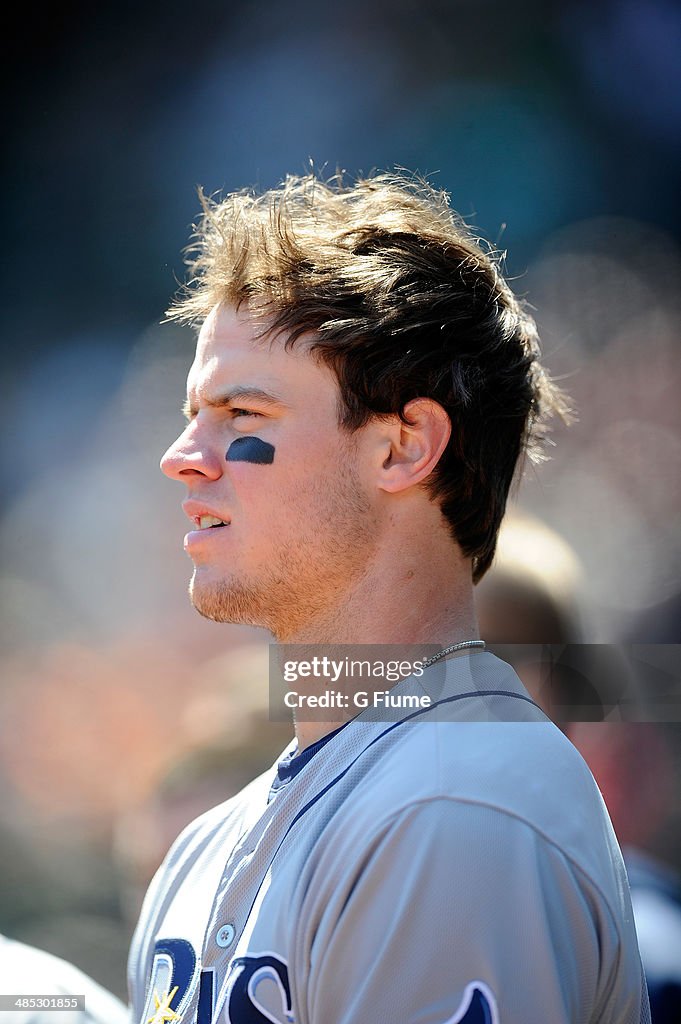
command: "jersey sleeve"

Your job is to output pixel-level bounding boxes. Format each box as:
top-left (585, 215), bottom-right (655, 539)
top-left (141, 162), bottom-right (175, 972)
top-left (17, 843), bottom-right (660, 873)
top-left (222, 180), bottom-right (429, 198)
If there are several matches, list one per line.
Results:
top-left (293, 798), bottom-right (647, 1024)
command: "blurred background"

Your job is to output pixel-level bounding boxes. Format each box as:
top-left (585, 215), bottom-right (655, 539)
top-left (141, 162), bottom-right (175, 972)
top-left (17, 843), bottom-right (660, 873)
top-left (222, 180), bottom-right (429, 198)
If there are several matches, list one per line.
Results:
top-left (1, 0), bottom-right (680, 1004)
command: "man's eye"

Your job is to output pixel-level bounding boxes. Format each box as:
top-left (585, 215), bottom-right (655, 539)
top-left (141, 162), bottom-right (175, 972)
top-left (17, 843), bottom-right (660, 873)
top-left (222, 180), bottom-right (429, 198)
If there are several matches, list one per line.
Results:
top-left (231, 408), bottom-right (259, 418)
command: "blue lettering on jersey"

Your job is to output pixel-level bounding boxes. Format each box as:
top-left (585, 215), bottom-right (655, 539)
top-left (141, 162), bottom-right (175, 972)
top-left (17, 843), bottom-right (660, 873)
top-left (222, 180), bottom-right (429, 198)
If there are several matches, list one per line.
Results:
top-left (224, 952), bottom-right (293, 1024)
top-left (143, 938), bottom-right (197, 1021)
top-left (446, 981), bottom-right (499, 1024)
top-left (143, 943), bottom-right (495, 1024)
top-left (155, 938), bottom-right (196, 990)
top-left (197, 969), bottom-right (215, 1023)
top-left (145, 941), bottom-right (219, 1023)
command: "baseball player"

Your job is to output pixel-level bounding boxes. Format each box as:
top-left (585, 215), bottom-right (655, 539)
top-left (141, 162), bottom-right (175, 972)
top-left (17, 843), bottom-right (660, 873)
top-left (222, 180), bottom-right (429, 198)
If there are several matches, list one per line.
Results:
top-left (128, 173), bottom-right (650, 1023)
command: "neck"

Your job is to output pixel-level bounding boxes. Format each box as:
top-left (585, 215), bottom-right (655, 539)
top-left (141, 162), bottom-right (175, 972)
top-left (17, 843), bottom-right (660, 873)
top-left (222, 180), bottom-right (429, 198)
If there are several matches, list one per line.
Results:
top-left (279, 513), bottom-right (479, 751)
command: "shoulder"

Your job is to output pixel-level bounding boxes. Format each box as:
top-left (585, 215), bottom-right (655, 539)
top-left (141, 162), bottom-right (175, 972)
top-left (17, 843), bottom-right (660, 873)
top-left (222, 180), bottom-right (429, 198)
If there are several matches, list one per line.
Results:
top-left (293, 705), bottom-right (646, 1020)
top-left (346, 655), bottom-right (612, 851)
top-left (297, 653), bottom-right (629, 914)
top-left (293, 796), bottom-right (643, 1024)
top-left (325, 711), bottom-right (630, 927)
top-left (355, 715), bottom-right (603, 843)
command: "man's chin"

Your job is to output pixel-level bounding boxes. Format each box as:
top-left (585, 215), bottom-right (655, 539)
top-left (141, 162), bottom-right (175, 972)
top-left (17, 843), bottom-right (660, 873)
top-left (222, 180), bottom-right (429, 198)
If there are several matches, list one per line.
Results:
top-left (188, 575), bottom-right (263, 627)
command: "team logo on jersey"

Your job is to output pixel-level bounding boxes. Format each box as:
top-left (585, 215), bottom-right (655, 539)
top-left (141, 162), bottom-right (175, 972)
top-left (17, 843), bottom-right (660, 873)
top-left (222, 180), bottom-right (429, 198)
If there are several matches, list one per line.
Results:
top-left (445, 981), bottom-right (498, 1024)
top-left (142, 941), bottom-right (495, 1023)
top-left (147, 985), bottom-right (179, 1024)
top-left (142, 939), bottom-right (197, 1024)
top-left (221, 952), bottom-right (293, 1024)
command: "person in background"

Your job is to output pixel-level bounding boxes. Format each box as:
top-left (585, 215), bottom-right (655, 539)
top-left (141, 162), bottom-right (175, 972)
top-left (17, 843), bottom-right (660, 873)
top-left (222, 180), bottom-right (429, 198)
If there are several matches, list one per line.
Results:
top-left (0, 934), bottom-right (128, 1024)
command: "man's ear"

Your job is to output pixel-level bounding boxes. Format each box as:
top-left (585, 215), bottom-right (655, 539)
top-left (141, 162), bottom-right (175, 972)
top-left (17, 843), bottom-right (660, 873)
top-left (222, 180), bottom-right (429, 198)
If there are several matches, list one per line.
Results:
top-left (377, 398), bottom-right (451, 494)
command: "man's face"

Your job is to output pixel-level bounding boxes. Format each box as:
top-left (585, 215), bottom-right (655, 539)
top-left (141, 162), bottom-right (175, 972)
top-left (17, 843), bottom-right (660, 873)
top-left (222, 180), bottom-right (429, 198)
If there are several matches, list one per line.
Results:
top-left (161, 305), bottom-right (379, 638)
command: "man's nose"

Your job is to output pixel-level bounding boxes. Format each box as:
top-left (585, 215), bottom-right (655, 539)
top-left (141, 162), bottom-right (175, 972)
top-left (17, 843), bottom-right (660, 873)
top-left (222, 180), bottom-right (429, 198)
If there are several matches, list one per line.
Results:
top-left (160, 431), bottom-right (223, 482)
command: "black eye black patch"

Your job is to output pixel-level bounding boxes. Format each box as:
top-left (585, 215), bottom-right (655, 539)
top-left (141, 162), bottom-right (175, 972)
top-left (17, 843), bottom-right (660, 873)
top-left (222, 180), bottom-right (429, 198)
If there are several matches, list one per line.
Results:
top-left (226, 437), bottom-right (275, 465)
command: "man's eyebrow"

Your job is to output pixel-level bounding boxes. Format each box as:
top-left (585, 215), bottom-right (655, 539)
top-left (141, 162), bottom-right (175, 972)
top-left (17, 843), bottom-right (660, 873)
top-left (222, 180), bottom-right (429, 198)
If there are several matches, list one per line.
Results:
top-left (182, 386), bottom-right (286, 419)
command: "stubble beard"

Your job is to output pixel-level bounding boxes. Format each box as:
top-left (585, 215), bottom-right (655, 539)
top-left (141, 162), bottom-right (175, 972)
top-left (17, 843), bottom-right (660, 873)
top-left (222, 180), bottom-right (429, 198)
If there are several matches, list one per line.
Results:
top-left (188, 451), bottom-right (378, 639)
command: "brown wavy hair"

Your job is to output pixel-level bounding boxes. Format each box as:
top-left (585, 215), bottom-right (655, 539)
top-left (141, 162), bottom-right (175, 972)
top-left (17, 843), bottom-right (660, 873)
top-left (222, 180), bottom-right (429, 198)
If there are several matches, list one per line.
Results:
top-left (168, 172), bottom-right (570, 581)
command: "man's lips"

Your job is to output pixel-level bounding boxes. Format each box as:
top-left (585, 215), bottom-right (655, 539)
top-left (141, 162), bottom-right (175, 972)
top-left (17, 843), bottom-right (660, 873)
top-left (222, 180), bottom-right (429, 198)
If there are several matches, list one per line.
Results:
top-left (182, 500), bottom-right (232, 528)
top-left (192, 514), bottom-right (229, 530)
top-left (182, 501), bottom-right (232, 551)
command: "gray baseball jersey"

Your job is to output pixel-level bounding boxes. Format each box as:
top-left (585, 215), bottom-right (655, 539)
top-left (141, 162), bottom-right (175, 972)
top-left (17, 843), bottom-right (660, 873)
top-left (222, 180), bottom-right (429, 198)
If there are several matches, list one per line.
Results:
top-left (0, 935), bottom-right (129, 1024)
top-left (128, 652), bottom-right (650, 1023)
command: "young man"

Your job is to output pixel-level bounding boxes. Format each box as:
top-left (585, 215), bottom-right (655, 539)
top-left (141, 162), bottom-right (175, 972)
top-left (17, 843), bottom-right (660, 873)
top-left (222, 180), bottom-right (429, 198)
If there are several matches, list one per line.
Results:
top-left (128, 174), bottom-right (649, 1023)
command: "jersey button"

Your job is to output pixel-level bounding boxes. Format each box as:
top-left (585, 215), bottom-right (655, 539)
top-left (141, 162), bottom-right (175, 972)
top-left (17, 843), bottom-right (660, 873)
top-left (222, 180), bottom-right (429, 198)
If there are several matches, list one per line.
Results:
top-left (216, 923), bottom-right (236, 948)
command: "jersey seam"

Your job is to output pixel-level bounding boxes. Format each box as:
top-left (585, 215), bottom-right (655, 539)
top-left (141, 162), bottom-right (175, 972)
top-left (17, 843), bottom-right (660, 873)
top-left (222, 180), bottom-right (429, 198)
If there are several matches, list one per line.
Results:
top-left (355, 792), bottom-right (627, 943)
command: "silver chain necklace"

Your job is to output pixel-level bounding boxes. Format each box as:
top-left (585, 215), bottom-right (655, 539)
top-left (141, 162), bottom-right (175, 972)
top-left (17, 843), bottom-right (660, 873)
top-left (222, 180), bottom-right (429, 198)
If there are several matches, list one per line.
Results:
top-left (421, 639), bottom-right (486, 670)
